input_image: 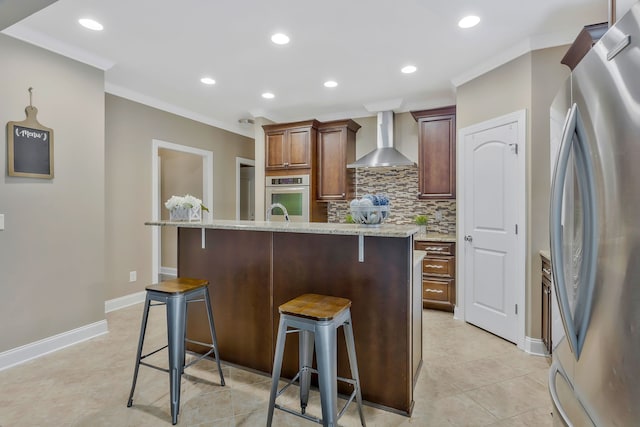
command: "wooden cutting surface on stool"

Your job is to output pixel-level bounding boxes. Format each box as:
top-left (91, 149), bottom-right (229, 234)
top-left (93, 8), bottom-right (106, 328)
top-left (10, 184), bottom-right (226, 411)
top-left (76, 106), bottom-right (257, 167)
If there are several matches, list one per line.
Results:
top-left (279, 293), bottom-right (351, 320)
top-left (146, 277), bottom-right (209, 294)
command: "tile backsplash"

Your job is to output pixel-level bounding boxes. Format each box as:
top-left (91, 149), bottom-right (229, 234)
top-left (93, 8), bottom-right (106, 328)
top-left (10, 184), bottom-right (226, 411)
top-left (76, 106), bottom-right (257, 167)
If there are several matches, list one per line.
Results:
top-left (327, 166), bottom-right (456, 234)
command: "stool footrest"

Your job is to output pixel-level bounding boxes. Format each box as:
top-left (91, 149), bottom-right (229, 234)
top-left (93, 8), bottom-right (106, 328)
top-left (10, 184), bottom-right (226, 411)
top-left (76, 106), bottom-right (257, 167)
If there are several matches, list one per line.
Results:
top-left (140, 344), bottom-right (169, 360)
top-left (275, 403), bottom-right (323, 425)
top-left (184, 348), bottom-right (217, 370)
top-left (139, 360), bottom-right (170, 374)
top-left (273, 366), bottom-right (359, 424)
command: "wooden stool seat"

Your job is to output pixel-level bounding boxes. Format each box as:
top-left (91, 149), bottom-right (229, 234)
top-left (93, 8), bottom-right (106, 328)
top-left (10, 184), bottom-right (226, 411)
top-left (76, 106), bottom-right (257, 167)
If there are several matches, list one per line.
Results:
top-left (146, 277), bottom-right (208, 294)
top-left (279, 293), bottom-right (351, 321)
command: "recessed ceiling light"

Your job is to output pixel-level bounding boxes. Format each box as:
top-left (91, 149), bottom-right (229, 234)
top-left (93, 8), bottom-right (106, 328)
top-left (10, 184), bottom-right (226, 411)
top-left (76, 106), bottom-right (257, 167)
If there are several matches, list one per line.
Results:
top-left (200, 77), bottom-right (216, 85)
top-left (262, 92), bottom-right (275, 99)
top-left (458, 15), bottom-right (480, 29)
top-left (271, 33), bottom-right (290, 45)
top-left (324, 80), bottom-right (338, 88)
top-left (401, 65), bottom-right (417, 74)
top-left (78, 18), bottom-right (103, 31)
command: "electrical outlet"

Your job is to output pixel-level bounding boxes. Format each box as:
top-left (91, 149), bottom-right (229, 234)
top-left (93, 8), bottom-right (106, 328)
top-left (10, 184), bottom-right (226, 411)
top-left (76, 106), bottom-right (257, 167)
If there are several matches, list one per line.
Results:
top-left (129, 271), bottom-right (137, 282)
top-left (435, 210), bottom-right (443, 222)
top-left (0, 214), bottom-right (4, 231)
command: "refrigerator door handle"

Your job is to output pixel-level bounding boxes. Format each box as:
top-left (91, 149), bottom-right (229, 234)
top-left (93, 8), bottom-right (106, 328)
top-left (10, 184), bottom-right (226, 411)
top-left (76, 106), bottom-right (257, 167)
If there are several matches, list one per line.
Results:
top-left (550, 103), bottom-right (598, 359)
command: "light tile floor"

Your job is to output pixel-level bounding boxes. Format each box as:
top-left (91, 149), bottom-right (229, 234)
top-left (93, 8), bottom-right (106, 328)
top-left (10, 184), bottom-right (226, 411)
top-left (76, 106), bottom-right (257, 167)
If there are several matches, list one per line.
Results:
top-left (0, 306), bottom-right (553, 426)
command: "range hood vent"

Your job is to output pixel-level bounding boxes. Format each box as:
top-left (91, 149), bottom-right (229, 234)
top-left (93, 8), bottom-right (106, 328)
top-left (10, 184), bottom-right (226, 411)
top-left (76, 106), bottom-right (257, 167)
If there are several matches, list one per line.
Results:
top-left (347, 111), bottom-right (415, 168)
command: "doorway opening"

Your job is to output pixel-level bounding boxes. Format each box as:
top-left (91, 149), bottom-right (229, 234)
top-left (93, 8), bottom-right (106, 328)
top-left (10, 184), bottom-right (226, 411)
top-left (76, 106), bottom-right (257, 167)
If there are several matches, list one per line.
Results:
top-left (151, 139), bottom-right (213, 283)
top-left (236, 157), bottom-right (255, 220)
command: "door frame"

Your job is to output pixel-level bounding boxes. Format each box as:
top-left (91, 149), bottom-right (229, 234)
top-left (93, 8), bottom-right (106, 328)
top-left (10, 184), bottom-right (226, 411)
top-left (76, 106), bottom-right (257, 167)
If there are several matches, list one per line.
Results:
top-left (456, 109), bottom-right (527, 350)
top-left (235, 156), bottom-right (255, 220)
top-left (151, 139), bottom-right (214, 282)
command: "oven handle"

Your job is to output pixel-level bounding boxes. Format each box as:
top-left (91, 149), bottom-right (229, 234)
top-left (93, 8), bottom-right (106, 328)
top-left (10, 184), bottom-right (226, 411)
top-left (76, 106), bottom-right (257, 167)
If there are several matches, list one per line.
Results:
top-left (265, 186), bottom-right (309, 192)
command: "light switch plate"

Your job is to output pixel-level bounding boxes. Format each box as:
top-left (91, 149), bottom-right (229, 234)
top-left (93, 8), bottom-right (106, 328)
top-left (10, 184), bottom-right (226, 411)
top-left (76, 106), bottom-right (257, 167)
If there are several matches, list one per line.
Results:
top-left (0, 214), bottom-right (4, 230)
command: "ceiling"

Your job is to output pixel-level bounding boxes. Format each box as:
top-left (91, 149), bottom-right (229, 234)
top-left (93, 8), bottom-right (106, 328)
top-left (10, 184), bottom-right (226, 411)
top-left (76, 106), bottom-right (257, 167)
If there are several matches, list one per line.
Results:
top-left (2, 0), bottom-right (607, 137)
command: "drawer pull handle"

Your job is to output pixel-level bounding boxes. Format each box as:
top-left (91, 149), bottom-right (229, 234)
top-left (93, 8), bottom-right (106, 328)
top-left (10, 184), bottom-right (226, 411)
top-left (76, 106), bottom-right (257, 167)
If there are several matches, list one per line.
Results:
top-left (425, 264), bottom-right (444, 269)
top-left (542, 268), bottom-right (551, 275)
top-left (425, 247), bottom-right (445, 251)
top-left (425, 288), bottom-right (444, 293)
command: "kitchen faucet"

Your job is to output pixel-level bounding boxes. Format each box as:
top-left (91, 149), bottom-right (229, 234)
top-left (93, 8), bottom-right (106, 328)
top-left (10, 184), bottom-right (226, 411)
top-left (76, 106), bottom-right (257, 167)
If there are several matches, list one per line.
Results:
top-left (266, 203), bottom-right (290, 222)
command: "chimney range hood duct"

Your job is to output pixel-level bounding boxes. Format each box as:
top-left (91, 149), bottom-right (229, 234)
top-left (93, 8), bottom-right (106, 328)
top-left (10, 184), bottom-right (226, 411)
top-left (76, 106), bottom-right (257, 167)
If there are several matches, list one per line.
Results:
top-left (347, 111), bottom-right (416, 168)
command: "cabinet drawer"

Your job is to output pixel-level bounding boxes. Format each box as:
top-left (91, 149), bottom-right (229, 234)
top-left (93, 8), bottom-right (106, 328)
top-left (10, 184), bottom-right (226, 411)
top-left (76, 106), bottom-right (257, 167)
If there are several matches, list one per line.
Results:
top-left (415, 241), bottom-right (454, 256)
top-left (423, 280), bottom-right (449, 302)
top-left (423, 257), bottom-right (454, 277)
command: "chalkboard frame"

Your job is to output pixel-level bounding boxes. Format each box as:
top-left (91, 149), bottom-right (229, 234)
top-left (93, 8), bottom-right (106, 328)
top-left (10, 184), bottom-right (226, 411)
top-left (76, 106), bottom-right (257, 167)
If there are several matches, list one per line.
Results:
top-left (7, 106), bottom-right (54, 179)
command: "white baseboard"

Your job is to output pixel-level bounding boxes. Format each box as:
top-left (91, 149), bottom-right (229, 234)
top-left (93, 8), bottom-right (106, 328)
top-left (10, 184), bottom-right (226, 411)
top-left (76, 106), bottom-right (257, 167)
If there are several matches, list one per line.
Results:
top-left (0, 320), bottom-right (108, 372)
top-left (160, 266), bottom-right (177, 277)
top-left (104, 290), bottom-right (146, 313)
top-left (453, 305), bottom-right (464, 321)
top-left (524, 336), bottom-right (548, 356)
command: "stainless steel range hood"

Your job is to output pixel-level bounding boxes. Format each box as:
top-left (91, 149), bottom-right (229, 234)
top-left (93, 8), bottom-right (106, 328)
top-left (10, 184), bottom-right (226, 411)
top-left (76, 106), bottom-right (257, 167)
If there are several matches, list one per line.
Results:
top-left (347, 111), bottom-right (416, 168)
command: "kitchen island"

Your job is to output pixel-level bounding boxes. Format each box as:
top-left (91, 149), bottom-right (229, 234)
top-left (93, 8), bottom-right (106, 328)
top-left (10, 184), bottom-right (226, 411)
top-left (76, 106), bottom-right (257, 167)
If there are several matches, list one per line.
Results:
top-left (146, 220), bottom-right (421, 415)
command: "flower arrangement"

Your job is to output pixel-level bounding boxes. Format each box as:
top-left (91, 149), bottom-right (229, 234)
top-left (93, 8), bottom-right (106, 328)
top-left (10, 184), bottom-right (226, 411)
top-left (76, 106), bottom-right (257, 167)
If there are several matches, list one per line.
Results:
top-left (165, 194), bottom-right (209, 221)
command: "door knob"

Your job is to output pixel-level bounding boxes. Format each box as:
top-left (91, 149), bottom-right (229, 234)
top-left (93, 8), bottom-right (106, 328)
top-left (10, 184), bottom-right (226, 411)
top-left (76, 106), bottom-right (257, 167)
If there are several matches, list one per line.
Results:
top-left (464, 235), bottom-right (473, 242)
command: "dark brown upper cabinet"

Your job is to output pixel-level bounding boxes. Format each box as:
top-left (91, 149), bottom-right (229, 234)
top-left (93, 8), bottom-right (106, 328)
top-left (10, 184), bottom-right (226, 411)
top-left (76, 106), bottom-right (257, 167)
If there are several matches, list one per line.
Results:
top-left (411, 106), bottom-right (456, 199)
top-left (561, 22), bottom-right (608, 70)
top-left (316, 119), bottom-right (360, 201)
top-left (263, 120), bottom-right (319, 171)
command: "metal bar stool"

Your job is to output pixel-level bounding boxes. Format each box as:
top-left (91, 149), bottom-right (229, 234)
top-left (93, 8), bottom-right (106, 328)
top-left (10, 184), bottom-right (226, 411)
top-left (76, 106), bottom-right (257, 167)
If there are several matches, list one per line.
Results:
top-left (127, 277), bottom-right (225, 425)
top-left (267, 293), bottom-right (366, 427)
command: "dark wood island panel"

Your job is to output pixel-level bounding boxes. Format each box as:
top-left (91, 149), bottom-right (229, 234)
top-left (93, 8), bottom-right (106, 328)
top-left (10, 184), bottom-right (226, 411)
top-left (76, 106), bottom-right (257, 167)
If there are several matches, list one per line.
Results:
top-left (177, 226), bottom-right (418, 415)
top-left (179, 228), bottom-right (273, 373)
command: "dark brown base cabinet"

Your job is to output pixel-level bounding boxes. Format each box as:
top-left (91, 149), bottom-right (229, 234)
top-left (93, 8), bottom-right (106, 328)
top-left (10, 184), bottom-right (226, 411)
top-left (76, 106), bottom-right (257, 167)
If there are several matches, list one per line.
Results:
top-left (541, 254), bottom-right (552, 354)
top-left (179, 227), bottom-right (420, 415)
top-left (414, 241), bottom-right (456, 312)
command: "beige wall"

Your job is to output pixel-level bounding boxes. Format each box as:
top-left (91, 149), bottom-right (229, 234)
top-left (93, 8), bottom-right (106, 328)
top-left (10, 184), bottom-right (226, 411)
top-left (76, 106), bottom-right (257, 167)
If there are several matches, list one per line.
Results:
top-left (0, 34), bottom-right (105, 352)
top-left (530, 46), bottom-right (571, 336)
top-left (159, 149), bottom-right (203, 270)
top-left (105, 94), bottom-right (254, 300)
top-left (252, 117), bottom-right (273, 220)
top-left (456, 47), bottom-right (569, 338)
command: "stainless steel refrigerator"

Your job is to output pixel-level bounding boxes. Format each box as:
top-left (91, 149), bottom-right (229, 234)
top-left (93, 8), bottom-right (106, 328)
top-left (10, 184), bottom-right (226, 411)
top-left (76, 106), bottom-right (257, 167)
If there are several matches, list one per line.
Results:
top-left (549, 3), bottom-right (640, 426)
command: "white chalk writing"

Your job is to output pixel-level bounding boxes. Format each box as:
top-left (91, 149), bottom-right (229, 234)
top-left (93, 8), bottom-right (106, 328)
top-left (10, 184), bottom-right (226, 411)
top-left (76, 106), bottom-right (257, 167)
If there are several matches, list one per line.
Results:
top-left (15, 127), bottom-right (48, 142)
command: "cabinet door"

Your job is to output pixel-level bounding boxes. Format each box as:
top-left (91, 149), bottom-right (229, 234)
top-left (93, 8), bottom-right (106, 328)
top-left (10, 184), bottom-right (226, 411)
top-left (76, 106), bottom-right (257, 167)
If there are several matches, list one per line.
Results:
top-left (317, 127), bottom-right (346, 200)
top-left (412, 106), bottom-right (456, 199)
top-left (266, 131), bottom-right (286, 169)
top-left (287, 128), bottom-right (312, 169)
top-left (316, 120), bottom-right (359, 201)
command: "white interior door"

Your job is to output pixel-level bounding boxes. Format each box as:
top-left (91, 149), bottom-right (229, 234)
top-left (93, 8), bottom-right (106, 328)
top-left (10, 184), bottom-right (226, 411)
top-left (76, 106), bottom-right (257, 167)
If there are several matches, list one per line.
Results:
top-left (463, 121), bottom-right (520, 343)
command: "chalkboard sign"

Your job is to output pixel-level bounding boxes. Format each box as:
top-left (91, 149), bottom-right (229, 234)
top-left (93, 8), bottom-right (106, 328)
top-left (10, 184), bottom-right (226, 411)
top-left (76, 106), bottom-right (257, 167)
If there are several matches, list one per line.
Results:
top-left (7, 106), bottom-right (54, 179)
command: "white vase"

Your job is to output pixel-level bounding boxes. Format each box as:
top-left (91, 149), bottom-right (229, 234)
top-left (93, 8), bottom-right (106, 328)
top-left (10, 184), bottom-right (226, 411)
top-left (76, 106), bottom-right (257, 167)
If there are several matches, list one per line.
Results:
top-left (170, 206), bottom-right (201, 221)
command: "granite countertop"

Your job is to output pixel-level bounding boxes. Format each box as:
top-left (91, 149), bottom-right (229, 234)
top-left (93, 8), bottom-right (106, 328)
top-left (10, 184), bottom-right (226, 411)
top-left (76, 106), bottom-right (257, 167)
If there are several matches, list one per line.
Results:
top-left (414, 232), bottom-right (456, 242)
top-left (145, 219), bottom-right (418, 238)
top-left (413, 250), bottom-right (426, 264)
